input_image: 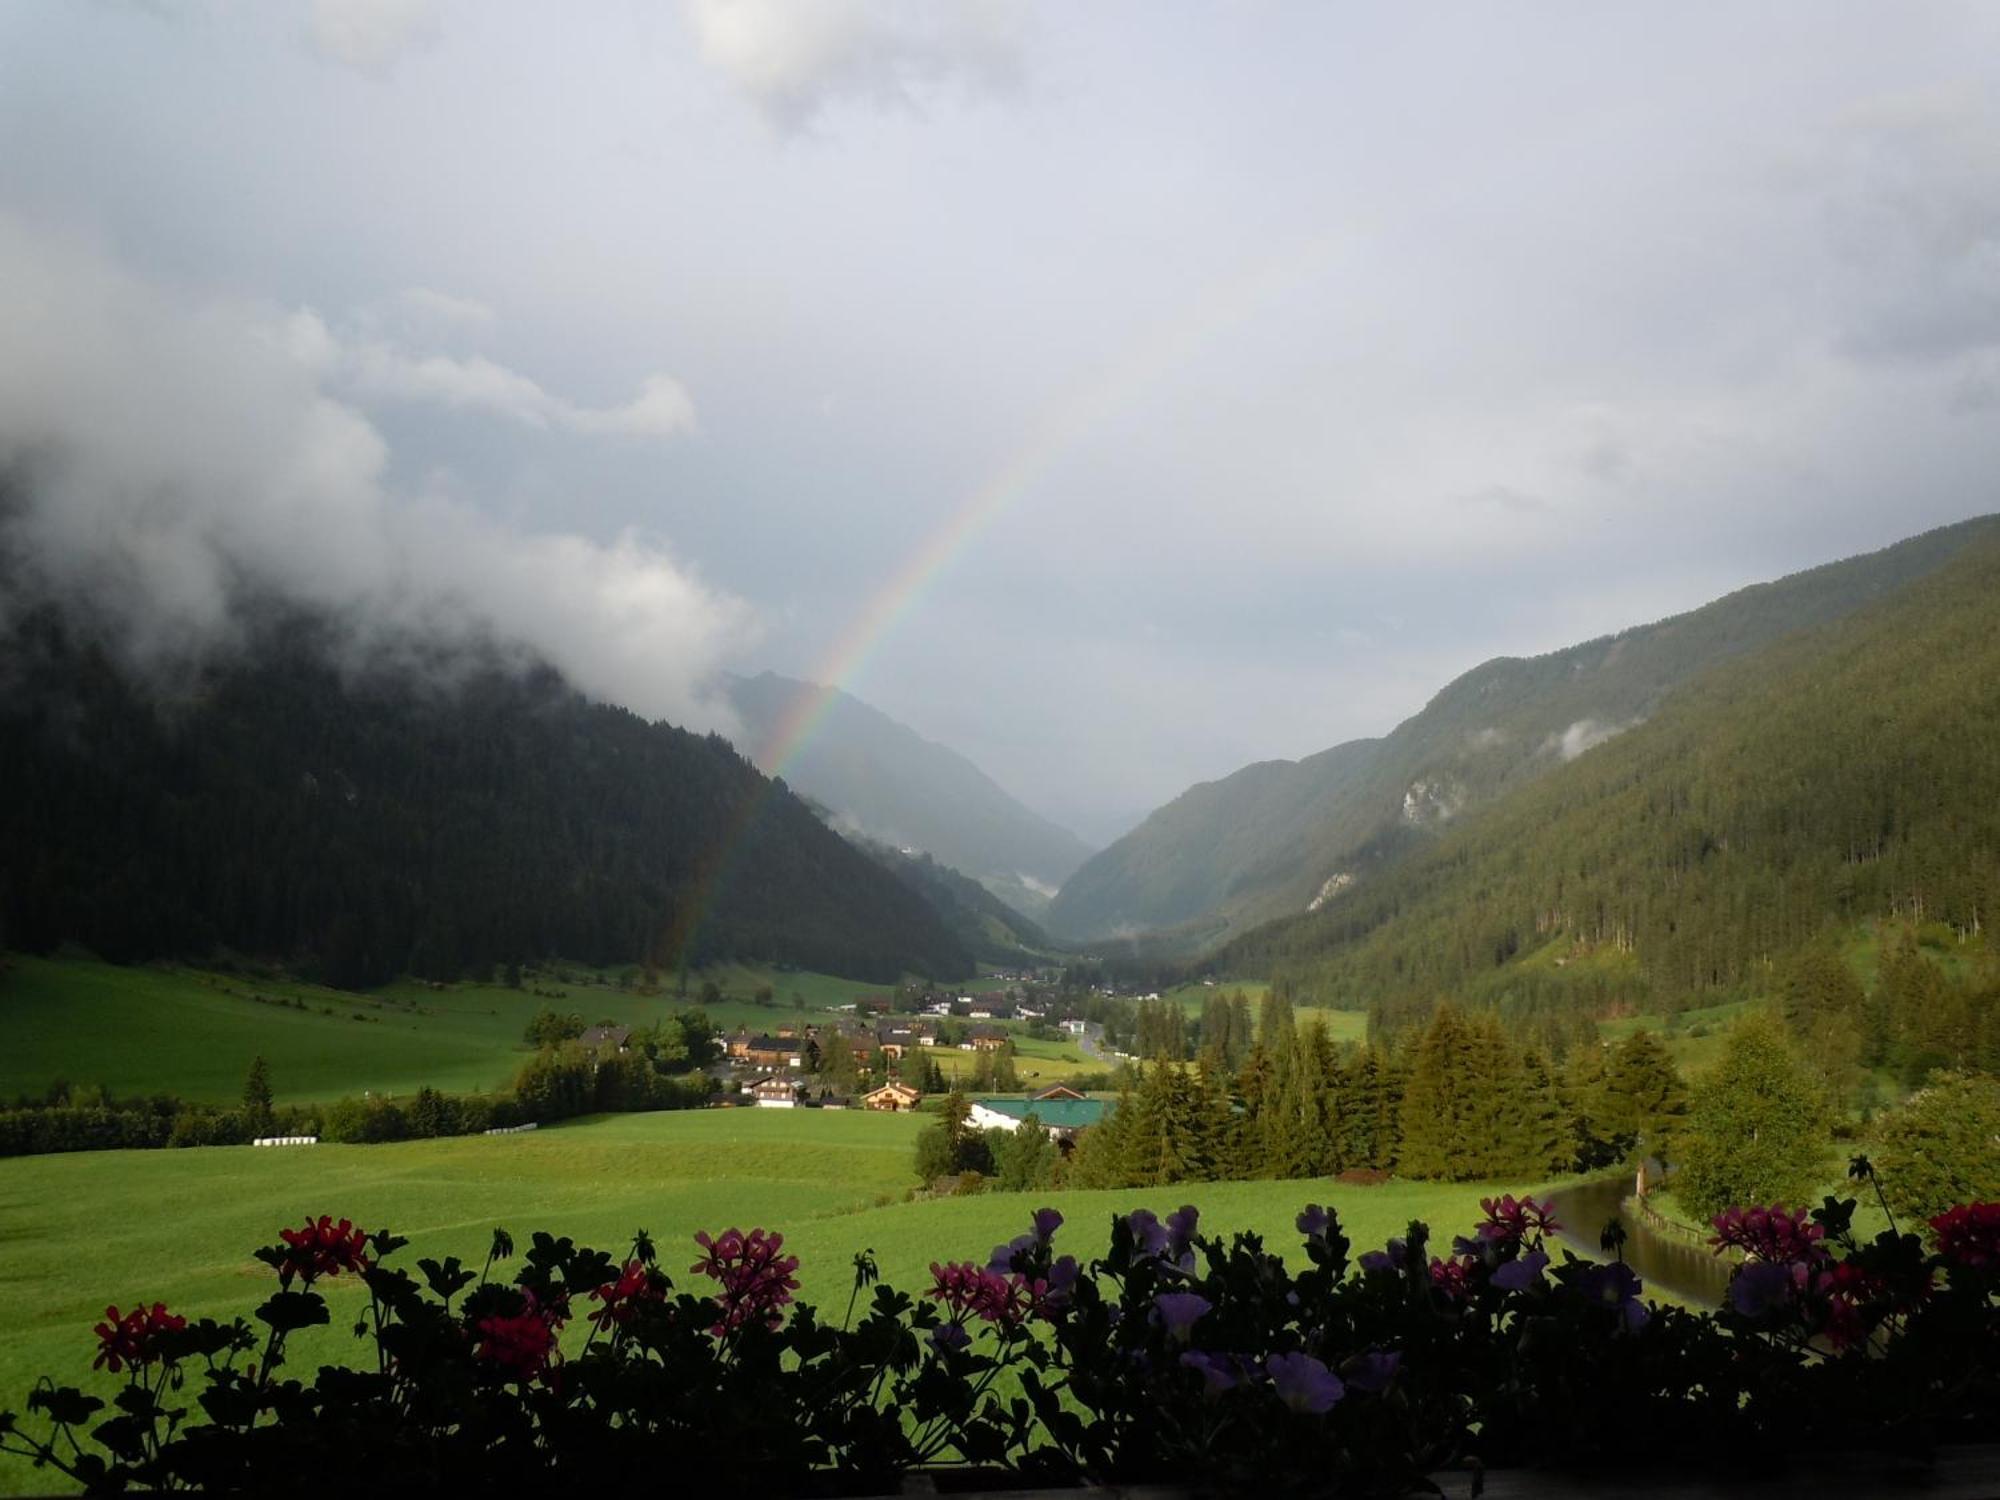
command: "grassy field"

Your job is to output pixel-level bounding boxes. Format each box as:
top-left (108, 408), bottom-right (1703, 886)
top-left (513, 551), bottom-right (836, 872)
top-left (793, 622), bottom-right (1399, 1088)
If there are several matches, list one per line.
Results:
top-left (0, 1109), bottom-right (1548, 1494)
top-left (1595, 997), bottom-right (1756, 1077)
top-left (1294, 1006), bottom-right (1370, 1046)
top-left (1163, 980), bottom-right (1269, 1014)
top-left (0, 956), bottom-right (892, 1107)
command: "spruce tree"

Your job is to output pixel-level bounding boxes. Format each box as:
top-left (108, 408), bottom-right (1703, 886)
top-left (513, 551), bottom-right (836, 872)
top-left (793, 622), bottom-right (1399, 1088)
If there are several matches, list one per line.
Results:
top-left (1397, 1006), bottom-right (1473, 1179)
top-left (1601, 1029), bottom-right (1691, 1165)
top-left (1677, 1015), bottom-right (1830, 1218)
top-left (242, 1055), bottom-right (274, 1133)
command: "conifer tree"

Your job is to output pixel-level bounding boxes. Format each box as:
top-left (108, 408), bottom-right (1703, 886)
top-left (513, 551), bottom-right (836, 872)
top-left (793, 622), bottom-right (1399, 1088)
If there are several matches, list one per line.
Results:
top-left (242, 1055), bottom-right (274, 1133)
top-left (1509, 1046), bottom-right (1573, 1176)
top-left (1560, 1043), bottom-right (1621, 1171)
top-left (1678, 1015), bottom-right (1829, 1218)
top-left (1600, 1029), bottom-right (1691, 1165)
top-left (1397, 1006), bottom-right (1474, 1179)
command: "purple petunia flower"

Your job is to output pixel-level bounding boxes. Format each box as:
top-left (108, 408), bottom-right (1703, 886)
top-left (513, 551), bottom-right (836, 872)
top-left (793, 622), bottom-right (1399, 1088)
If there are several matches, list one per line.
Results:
top-left (1578, 1261), bottom-right (1650, 1330)
top-left (1125, 1209), bottom-right (1170, 1260)
top-left (1165, 1206), bottom-right (1200, 1272)
top-left (1153, 1291), bottom-right (1212, 1341)
top-left (1180, 1349), bottom-right (1241, 1398)
top-left (1033, 1207), bottom-right (1064, 1242)
top-left (988, 1232), bottom-right (1037, 1274)
top-left (1267, 1351), bottom-right (1344, 1414)
top-left (1728, 1261), bottom-right (1794, 1319)
top-left (1358, 1237), bottom-right (1409, 1274)
top-left (1492, 1249), bottom-right (1549, 1291)
top-left (928, 1321), bottom-right (971, 1354)
top-left (1341, 1348), bottom-right (1401, 1393)
top-left (1297, 1204), bottom-right (1331, 1239)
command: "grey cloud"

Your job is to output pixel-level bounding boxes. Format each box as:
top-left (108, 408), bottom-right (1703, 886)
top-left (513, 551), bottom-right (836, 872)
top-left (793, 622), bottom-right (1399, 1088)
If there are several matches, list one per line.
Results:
top-left (0, 215), bottom-right (747, 732)
top-left (308, 0), bottom-right (440, 71)
top-left (398, 286), bottom-right (497, 334)
top-left (1457, 485), bottom-right (1551, 516)
top-left (1821, 89), bottom-right (2000, 364)
top-left (682, 0), bottom-right (1026, 132)
top-left (279, 309), bottom-right (699, 440)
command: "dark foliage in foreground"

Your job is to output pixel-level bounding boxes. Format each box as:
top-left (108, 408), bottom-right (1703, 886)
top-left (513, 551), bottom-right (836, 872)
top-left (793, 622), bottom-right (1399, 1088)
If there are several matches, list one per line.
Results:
top-left (7, 1177), bottom-right (1995, 1496)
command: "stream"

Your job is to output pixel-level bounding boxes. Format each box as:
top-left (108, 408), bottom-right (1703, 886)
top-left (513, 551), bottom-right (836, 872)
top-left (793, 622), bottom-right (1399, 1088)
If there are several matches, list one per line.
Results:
top-left (1546, 1173), bottom-right (1736, 1309)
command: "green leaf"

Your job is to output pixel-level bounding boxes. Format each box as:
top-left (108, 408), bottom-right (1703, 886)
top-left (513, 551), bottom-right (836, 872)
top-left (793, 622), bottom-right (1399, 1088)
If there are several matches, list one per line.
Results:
top-left (255, 1291), bottom-right (330, 1334)
top-left (27, 1387), bottom-right (103, 1427)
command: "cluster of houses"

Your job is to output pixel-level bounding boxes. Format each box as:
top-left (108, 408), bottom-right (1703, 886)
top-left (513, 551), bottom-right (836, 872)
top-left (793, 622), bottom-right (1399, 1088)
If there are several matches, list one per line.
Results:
top-left (721, 1017), bottom-right (1011, 1111)
top-left (743, 1076), bottom-right (926, 1112)
top-left (739, 1077), bottom-right (1110, 1146)
top-left (722, 1019), bottom-right (1008, 1074)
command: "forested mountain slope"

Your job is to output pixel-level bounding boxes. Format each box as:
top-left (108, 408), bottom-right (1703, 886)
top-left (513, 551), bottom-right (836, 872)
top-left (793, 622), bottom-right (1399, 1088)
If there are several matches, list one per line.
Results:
top-left (850, 838), bottom-right (1054, 967)
top-left (0, 612), bottom-right (972, 987)
top-left (1223, 530), bottom-right (2000, 1028)
top-left (1050, 516), bottom-right (2000, 947)
top-left (726, 672), bottom-right (1093, 918)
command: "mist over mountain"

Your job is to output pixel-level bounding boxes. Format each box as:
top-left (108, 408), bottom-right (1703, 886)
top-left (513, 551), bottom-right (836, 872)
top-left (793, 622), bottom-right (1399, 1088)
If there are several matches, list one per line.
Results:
top-left (724, 671), bottom-right (1094, 918)
top-left (0, 604), bottom-right (971, 987)
top-left (1050, 516), bottom-right (2000, 948)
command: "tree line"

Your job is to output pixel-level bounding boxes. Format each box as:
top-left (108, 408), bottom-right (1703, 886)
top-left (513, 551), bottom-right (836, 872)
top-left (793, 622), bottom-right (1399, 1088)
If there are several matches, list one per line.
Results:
top-left (0, 604), bottom-right (971, 989)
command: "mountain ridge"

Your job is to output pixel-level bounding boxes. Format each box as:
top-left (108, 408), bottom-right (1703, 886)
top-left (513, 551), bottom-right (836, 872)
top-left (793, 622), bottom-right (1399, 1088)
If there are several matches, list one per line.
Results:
top-left (1049, 514), bottom-right (2000, 947)
top-left (1220, 523), bottom-right (2000, 1029)
top-left (0, 609), bottom-right (973, 986)
top-left (724, 670), bottom-right (1093, 918)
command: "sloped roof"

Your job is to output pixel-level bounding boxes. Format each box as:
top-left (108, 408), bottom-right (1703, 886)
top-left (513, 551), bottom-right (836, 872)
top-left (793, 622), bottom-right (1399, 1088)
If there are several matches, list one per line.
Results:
top-left (973, 1097), bottom-right (1109, 1129)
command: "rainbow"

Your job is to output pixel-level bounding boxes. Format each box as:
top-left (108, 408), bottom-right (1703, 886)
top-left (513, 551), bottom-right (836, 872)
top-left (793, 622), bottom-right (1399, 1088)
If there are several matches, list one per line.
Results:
top-left (669, 230), bottom-right (1358, 970)
top-left (753, 229), bottom-right (1355, 781)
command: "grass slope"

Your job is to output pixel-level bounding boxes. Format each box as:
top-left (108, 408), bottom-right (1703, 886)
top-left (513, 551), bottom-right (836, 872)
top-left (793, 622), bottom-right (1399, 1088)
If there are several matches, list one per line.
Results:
top-left (0, 956), bottom-right (894, 1105)
top-left (0, 1110), bottom-right (1542, 1495)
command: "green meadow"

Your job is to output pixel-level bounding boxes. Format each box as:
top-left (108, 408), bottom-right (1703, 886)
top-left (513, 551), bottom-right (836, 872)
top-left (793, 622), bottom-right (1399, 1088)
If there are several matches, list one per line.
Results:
top-left (0, 956), bottom-right (881, 1106)
top-left (0, 1108), bottom-right (1537, 1495)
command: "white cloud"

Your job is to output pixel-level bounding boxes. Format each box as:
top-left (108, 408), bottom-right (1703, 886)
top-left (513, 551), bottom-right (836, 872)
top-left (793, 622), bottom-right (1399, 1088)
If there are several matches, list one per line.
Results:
top-left (1546, 718), bottom-right (1630, 763)
top-left (683, 0), bottom-right (1025, 132)
top-left (0, 214), bottom-right (746, 731)
top-left (308, 0), bottom-right (440, 71)
top-left (399, 285), bottom-right (497, 334)
top-left (277, 308), bottom-right (698, 440)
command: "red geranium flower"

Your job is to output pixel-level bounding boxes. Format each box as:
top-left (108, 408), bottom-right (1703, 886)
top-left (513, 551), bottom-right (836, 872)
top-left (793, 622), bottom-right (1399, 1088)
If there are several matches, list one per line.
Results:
top-left (1428, 1257), bottom-right (1475, 1301)
top-left (275, 1215), bottom-right (371, 1287)
top-left (587, 1259), bottom-right (666, 1330)
top-left (475, 1291), bottom-right (561, 1379)
top-left (1930, 1203), bottom-right (2000, 1270)
top-left (1478, 1194), bottom-right (1561, 1245)
top-left (691, 1228), bottom-right (800, 1335)
top-left (927, 1261), bottom-right (1032, 1328)
top-left (92, 1302), bottom-right (186, 1374)
top-left (1709, 1205), bottom-right (1826, 1265)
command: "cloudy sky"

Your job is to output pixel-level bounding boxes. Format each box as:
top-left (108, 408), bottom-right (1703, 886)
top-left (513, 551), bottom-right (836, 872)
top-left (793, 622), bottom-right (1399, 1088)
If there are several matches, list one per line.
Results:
top-left (5, 2), bottom-right (2000, 842)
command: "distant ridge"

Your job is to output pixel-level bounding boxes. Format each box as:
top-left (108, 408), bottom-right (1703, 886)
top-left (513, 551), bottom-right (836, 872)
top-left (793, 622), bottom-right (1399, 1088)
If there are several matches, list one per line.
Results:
top-left (725, 671), bottom-right (1094, 919)
top-left (1049, 515), bottom-right (2000, 948)
top-left (1224, 523), bottom-right (2000, 1028)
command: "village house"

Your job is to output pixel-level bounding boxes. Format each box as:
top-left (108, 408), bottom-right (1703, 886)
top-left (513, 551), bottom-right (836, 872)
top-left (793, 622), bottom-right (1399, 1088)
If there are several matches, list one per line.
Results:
top-left (576, 1024), bottom-right (631, 1054)
top-left (863, 1081), bottom-right (922, 1112)
top-left (966, 1026), bottom-right (1008, 1053)
top-left (749, 1076), bottom-right (804, 1108)
top-left (966, 1091), bottom-right (1110, 1144)
top-left (729, 1031), bottom-right (813, 1073)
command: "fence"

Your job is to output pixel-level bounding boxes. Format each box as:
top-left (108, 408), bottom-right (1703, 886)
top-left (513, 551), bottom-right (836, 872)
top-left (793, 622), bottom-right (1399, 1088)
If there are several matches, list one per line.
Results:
top-left (251, 1136), bottom-right (318, 1147)
top-left (484, 1122), bottom-right (539, 1136)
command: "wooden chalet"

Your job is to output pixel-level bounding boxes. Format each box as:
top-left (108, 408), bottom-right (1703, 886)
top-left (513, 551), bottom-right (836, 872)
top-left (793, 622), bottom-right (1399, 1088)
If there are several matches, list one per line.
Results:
top-left (863, 1081), bottom-right (922, 1112)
